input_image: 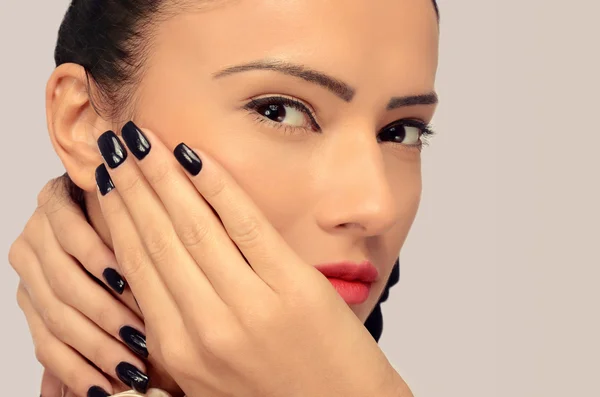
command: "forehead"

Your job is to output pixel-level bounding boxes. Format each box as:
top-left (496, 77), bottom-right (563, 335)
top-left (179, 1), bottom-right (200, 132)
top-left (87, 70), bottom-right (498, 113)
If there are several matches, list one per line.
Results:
top-left (155, 0), bottom-right (438, 91)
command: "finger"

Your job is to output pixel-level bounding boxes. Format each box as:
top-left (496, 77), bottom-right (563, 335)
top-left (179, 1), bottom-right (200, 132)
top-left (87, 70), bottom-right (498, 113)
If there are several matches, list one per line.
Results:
top-left (14, 248), bottom-right (149, 392)
top-left (93, 167), bottom-right (182, 336)
top-left (40, 368), bottom-right (64, 397)
top-left (34, 176), bottom-right (140, 313)
top-left (36, 216), bottom-right (148, 359)
top-left (17, 284), bottom-right (114, 397)
top-left (175, 144), bottom-right (309, 290)
top-left (109, 378), bottom-right (132, 395)
top-left (94, 129), bottom-right (226, 319)
top-left (119, 123), bottom-right (260, 301)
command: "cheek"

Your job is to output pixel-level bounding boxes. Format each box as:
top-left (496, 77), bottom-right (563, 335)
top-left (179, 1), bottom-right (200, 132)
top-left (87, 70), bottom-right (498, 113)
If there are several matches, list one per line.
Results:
top-left (134, 78), bottom-right (311, 231)
top-left (387, 159), bottom-right (422, 244)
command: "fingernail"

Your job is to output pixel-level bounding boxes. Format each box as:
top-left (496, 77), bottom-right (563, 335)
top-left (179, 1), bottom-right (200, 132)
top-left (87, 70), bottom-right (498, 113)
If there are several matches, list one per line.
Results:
top-left (119, 326), bottom-right (148, 358)
top-left (98, 130), bottom-right (128, 168)
top-left (173, 143), bottom-right (202, 176)
top-left (122, 121), bottom-right (151, 160)
top-left (102, 268), bottom-right (126, 294)
top-left (95, 164), bottom-right (115, 196)
top-left (87, 386), bottom-right (110, 397)
top-left (116, 362), bottom-right (149, 394)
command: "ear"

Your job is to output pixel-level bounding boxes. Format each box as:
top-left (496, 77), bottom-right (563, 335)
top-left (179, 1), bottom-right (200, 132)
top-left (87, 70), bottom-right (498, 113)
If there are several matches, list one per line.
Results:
top-left (46, 63), bottom-right (112, 192)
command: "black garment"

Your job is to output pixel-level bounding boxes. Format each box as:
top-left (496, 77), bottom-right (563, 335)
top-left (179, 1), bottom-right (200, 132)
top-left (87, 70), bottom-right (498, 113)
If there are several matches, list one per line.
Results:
top-left (364, 259), bottom-right (400, 342)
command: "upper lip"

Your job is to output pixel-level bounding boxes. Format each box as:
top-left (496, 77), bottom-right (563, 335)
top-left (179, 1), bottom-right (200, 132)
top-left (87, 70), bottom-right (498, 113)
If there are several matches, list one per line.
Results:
top-left (314, 261), bottom-right (379, 283)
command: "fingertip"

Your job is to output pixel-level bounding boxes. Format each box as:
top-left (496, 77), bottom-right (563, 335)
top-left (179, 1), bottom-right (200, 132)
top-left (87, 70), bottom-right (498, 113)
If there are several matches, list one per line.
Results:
top-left (87, 385), bottom-right (112, 397)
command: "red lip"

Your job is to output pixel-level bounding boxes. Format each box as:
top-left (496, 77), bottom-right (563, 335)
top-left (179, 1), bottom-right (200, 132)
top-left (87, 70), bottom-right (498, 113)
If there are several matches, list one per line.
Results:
top-left (314, 261), bottom-right (379, 305)
top-left (314, 261), bottom-right (379, 283)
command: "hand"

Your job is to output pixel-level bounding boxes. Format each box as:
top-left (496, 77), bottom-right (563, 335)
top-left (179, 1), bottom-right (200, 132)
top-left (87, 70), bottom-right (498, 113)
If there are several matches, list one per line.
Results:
top-left (8, 177), bottom-right (181, 396)
top-left (94, 122), bottom-right (412, 397)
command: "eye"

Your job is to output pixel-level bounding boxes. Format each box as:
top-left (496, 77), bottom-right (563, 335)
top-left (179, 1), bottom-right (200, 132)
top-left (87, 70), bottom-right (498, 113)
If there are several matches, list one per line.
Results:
top-left (244, 96), bottom-right (320, 132)
top-left (377, 119), bottom-right (435, 147)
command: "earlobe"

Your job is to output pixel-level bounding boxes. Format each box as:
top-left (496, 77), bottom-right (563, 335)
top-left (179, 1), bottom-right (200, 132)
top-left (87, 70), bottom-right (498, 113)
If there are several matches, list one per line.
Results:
top-left (46, 63), bottom-right (109, 192)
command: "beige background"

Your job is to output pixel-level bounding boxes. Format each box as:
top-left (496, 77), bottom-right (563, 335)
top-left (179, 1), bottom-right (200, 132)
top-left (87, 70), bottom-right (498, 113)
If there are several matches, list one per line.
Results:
top-left (1, 1), bottom-right (599, 396)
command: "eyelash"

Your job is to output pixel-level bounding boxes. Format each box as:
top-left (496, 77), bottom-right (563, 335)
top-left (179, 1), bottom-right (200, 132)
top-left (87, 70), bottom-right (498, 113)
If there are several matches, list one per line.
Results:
top-left (243, 95), bottom-right (436, 150)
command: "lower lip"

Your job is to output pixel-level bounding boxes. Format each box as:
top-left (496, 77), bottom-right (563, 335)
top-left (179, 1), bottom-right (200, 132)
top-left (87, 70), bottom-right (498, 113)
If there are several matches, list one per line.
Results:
top-left (327, 278), bottom-right (371, 304)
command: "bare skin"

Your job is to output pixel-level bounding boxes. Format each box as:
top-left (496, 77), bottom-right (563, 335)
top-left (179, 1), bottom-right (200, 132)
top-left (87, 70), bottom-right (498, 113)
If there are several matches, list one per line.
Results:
top-left (9, 0), bottom-right (439, 396)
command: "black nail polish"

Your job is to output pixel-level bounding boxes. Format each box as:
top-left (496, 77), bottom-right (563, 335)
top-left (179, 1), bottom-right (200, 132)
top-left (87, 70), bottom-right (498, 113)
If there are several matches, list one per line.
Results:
top-left (174, 143), bottom-right (202, 176)
top-left (98, 130), bottom-right (127, 168)
top-left (122, 121), bottom-right (151, 160)
top-left (102, 268), bottom-right (126, 295)
top-left (95, 164), bottom-right (115, 196)
top-left (116, 362), bottom-right (149, 394)
top-left (119, 326), bottom-right (148, 358)
top-left (87, 386), bottom-right (110, 397)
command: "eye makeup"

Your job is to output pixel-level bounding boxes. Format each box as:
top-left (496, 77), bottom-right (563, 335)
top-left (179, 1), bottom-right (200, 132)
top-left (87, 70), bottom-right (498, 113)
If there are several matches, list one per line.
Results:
top-left (241, 93), bottom-right (436, 149)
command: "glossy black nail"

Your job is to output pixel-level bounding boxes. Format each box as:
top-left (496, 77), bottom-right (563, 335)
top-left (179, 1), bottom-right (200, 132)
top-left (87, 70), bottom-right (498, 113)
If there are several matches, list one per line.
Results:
top-left (102, 268), bottom-right (126, 295)
top-left (98, 130), bottom-right (127, 168)
top-left (122, 121), bottom-right (151, 160)
top-left (174, 142), bottom-right (202, 176)
top-left (116, 362), bottom-right (149, 394)
top-left (87, 386), bottom-right (110, 397)
top-left (119, 326), bottom-right (148, 358)
top-left (95, 164), bottom-right (115, 196)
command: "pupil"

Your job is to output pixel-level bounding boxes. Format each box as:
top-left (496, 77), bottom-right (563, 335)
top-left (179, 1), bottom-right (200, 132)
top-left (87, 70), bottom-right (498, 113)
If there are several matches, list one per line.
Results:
top-left (261, 104), bottom-right (286, 122)
top-left (385, 126), bottom-right (405, 142)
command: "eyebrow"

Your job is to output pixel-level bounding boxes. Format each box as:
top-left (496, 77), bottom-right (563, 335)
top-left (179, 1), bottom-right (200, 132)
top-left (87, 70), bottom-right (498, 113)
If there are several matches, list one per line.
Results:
top-left (213, 59), bottom-right (438, 110)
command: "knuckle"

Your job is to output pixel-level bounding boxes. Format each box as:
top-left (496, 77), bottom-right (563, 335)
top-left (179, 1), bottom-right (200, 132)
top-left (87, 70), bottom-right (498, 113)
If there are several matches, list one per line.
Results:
top-left (178, 218), bottom-right (211, 249)
top-left (202, 173), bottom-right (226, 200)
top-left (118, 246), bottom-right (148, 280)
top-left (239, 306), bottom-right (274, 332)
top-left (145, 159), bottom-right (172, 186)
top-left (229, 216), bottom-right (262, 248)
top-left (7, 236), bottom-right (26, 273)
top-left (42, 305), bottom-right (66, 339)
top-left (144, 228), bottom-right (175, 263)
top-left (46, 271), bottom-right (73, 304)
top-left (34, 342), bottom-right (50, 367)
top-left (16, 285), bottom-right (27, 310)
top-left (198, 327), bottom-right (241, 357)
top-left (117, 174), bottom-right (143, 196)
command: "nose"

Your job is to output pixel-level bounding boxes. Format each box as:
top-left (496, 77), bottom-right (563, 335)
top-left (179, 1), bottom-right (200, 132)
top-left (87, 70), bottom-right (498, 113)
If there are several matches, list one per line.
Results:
top-left (314, 128), bottom-right (400, 237)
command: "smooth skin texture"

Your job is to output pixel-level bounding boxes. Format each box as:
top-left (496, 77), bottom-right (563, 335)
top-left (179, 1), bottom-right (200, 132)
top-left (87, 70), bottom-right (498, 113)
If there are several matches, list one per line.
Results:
top-left (9, 0), bottom-right (439, 395)
top-left (92, 125), bottom-right (412, 396)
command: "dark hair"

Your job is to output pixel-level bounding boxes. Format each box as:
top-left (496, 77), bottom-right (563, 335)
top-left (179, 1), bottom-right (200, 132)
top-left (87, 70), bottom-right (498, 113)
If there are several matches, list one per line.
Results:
top-left (54, 0), bottom-right (435, 340)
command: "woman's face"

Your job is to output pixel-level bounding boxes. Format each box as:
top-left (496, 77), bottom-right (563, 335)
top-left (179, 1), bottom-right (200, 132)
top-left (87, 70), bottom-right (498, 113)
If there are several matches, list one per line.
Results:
top-left (129, 0), bottom-right (438, 321)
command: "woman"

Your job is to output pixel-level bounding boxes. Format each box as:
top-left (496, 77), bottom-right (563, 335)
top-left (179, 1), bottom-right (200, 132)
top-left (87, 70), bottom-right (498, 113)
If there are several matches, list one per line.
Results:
top-left (8, 0), bottom-right (440, 396)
